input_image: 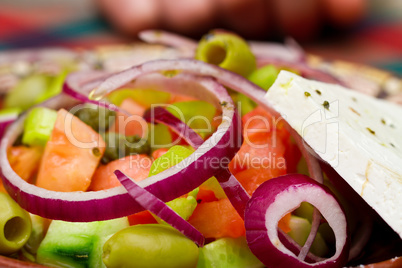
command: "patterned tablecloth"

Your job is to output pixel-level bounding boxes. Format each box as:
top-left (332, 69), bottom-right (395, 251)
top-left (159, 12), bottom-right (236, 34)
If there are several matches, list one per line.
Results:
top-left (0, 0), bottom-right (401, 75)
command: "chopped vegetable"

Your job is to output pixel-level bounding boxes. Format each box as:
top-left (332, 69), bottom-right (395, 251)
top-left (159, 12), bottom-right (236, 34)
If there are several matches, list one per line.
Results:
top-left (248, 64), bottom-right (279, 90)
top-left (7, 146), bottom-right (43, 183)
top-left (72, 104), bottom-right (116, 132)
top-left (35, 109), bottom-right (105, 192)
top-left (196, 30), bottom-right (256, 77)
top-left (188, 198), bottom-right (245, 239)
top-left (108, 98), bottom-right (147, 137)
top-left (245, 174), bottom-right (349, 267)
top-left (0, 192), bottom-right (32, 255)
top-left (101, 132), bottom-right (150, 164)
top-left (22, 107), bottom-right (57, 146)
top-left (166, 101), bottom-right (216, 137)
top-left (89, 154), bottom-right (151, 191)
top-left (103, 224), bottom-right (199, 268)
top-left (115, 170), bottom-right (204, 246)
top-left (107, 88), bottom-right (171, 108)
top-left (148, 145), bottom-right (192, 176)
top-left (197, 237), bottom-right (264, 268)
top-left (287, 215), bottom-right (329, 257)
top-left (4, 75), bottom-right (50, 110)
top-left (24, 214), bottom-right (50, 256)
top-left (37, 218), bottom-right (129, 268)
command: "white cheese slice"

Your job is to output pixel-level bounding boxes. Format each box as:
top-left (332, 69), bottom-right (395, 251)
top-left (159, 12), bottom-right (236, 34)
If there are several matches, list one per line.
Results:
top-left (265, 71), bottom-right (402, 238)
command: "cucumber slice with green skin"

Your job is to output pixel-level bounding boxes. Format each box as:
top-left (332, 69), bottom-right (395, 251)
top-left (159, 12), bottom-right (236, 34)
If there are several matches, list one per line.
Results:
top-left (22, 107), bottom-right (57, 147)
top-left (197, 237), bottom-right (264, 268)
top-left (37, 218), bottom-right (129, 268)
top-left (287, 215), bottom-right (329, 257)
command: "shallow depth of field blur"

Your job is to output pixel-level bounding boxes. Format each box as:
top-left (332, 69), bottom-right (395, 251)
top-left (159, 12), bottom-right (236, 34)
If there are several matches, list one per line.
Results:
top-left (0, 0), bottom-right (401, 74)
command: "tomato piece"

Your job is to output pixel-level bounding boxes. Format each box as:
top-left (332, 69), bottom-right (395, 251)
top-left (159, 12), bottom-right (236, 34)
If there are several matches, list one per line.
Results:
top-left (109, 98), bottom-right (148, 137)
top-left (283, 137), bottom-right (302, 173)
top-left (278, 213), bottom-right (292, 233)
top-left (151, 148), bottom-right (169, 159)
top-left (229, 134), bottom-right (287, 175)
top-left (36, 109), bottom-right (105, 192)
top-left (89, 154), bottom-right (152, 191)
top-left (7, 146), bottom-right (43, 183)
top-left (242, 106), bottom-right (289, 143)
top-left (188, 198), bottom-right (245, 239)
top-left (170, 94), bottom-right (197, 103)
top-left (127, 210), bottom-right (157, 226)
top-left (0, 179), bottom-right (6, 193)
top-left (235, 167), bottom-right (286, 196)
top-left (196, 187), bottom-right (219, 203)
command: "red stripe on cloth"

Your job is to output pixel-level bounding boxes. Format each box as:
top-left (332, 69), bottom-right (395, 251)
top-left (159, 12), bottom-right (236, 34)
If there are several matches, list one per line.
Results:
top-left (359, 23), bottom-right (402, 53)
top-left (0, 14), bottom-right (36, 38)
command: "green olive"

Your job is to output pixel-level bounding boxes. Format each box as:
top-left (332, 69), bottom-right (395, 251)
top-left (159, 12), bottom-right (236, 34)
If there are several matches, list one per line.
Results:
top-left (195, 31), bottom-right (256, 77)
top-left (0, 192), bottom-right (32, 255)
top-left (103, 224), bottom-right (199, 268)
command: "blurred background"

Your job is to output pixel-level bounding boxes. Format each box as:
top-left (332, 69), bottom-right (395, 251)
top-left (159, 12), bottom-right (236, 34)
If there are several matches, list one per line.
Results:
top-left (0, 0), bottom-right (401, 75)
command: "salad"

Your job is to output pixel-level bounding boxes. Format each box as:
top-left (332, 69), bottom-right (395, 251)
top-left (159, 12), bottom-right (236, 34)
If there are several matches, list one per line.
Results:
top-left (0, 30), bottom-right (401, 268)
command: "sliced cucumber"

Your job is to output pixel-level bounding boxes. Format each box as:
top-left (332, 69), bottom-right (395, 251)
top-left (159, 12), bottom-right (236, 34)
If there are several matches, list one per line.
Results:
top-left (37, 218), bottom-right (129, 268)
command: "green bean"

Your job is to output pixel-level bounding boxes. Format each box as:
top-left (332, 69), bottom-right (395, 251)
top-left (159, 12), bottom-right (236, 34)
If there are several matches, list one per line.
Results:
top-left (195, 31), bottom-right (256, 77)
top-left (0, 192), bottom-right (32, 255)
top-left (103, 224), bottom-right (199, 268)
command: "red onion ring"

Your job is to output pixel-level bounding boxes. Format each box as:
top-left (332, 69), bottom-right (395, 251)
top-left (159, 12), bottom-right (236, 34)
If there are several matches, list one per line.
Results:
top-left (138, 30), bottom-right (307, 64)
top-left (0, 114), bottom-right (19, 141)
top-left (138, 30), bottom-right (197, 57)
top-left (115, 170), bottom-right (204, 247)
top-left (0, 62), bottom-right (240, 222)
top-left (257, 58), bottom-right (345, 86)
top-left (245, 174), bottom-right (349, 268)
top-left (249, 38), bottom-right (305, 63)
top-left (143, 106), bottom-right (250, 217)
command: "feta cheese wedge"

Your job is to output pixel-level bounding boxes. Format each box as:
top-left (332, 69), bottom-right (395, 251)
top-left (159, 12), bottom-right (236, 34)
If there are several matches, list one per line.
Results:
top-left (265, 71), bottom-right (402, 238)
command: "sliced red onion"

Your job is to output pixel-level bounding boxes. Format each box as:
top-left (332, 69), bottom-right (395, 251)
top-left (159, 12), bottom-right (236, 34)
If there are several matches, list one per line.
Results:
top-left (138, 30), bottom-right (307, 65)
top-left (257, 58), bottom-right (344, 86)
top-left (321, 162), bottom-right (374, 261)
top-left (143, 106), bottom-right (204, 149)
top-left (143, 106), bottom-right (250, 217)
top-left (138, 30), bottom-right (197, 57)
top-left (0, 112), bottom-right (19, 141)
top-left (62, 70), bottom-right (125, 113)
top-left (245, 174), bottom-right (349, 268)
top-left (0, 64), bottom-right (239, 222)
top-left (91, 59), bottom-right (275, 115)
top-left (115, 170), bottom-right (204, 247)
top-left (0, 48), bottom-right (78, 66)
top-left (249, 39), bottom-right (305, 63)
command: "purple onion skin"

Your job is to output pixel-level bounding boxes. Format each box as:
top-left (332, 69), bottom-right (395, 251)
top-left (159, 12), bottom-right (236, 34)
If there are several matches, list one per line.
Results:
top-left (0, 72), bottom-right (240, 222)
top-left (0, 111), bottom-right (239, 221)
top-left (144, 106), bottom-right (250, 218)
top-left (115, 170), bottom-right (205, 247)
top-left (245, 174), bottom-right (349, 268)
